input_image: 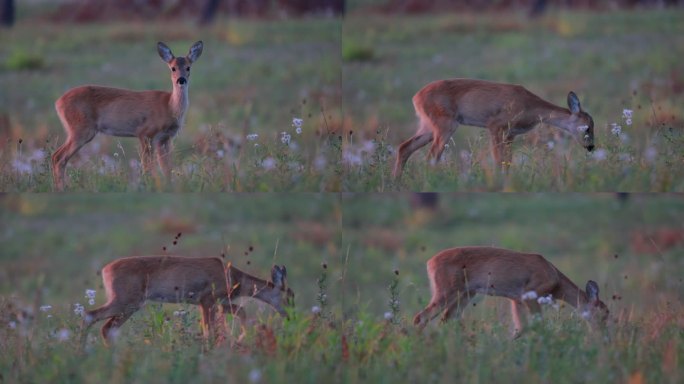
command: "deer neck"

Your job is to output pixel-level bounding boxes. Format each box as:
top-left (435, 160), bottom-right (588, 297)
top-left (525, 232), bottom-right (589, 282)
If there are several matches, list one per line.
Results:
top-left (542, 108), bottom-right (577, 134)
top-left (169, 84), bottom-right (190, 123)
top-left (227, 267), bottom-right (274, 302)
top-left (556, 272), bottom-right (589, 309)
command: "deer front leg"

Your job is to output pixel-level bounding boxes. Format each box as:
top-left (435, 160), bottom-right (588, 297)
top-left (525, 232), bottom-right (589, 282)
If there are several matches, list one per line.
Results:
top-left (487, 126), bottom-right (515, 173)
top-left (139, 136), bottom-right (154, 175)
top-left (510, 299), bottom-right (524, 339)
top-left (154, 136), bottom-right (172, 181)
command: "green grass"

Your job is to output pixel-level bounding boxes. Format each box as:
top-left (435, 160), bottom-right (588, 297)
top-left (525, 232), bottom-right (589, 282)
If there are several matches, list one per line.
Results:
top-left (0, 17), bottom-right (342, 192)
top-left (341, 10), bottom-right (684, 191)
top-left (1, 194), bottom-right (682, 382)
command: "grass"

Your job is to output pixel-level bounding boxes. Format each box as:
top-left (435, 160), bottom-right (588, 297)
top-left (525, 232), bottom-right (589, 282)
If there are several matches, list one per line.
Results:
top-left (0, 17), bottom-right (342, 192)
top-left (341, 9), bottom-right (684, 191)
top-left (4, 10), bottom-right (684, 191)
top-left (1, 194), bottom-right (682, 382)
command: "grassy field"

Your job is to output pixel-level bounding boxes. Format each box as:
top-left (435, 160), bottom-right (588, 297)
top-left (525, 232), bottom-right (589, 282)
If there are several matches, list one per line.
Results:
top-left (1, 194), bottom-right (682, 382)
top-left (1, 13), bottom-right (342, 192)
top-left (3, 9), bottom-right (684, 192)
top-left (341, 10), bottom-right (684, 191)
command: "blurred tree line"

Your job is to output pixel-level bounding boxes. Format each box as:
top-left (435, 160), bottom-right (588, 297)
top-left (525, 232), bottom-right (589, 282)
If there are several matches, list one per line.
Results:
top-left (41, 0), bottom-right (344, 24)
top-left (368, 0), bottom-right (682, 14)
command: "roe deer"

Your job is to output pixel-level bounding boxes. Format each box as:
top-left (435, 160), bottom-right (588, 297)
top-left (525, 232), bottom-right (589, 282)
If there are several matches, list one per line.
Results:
top-left (52, 41), bottom-right (204, 190)
top-left (393, 79), bottom-right (595, 179)
top-left (81, 256), bottom-right (294, 345)
top-left (413, 246), bottom-right (608, 337)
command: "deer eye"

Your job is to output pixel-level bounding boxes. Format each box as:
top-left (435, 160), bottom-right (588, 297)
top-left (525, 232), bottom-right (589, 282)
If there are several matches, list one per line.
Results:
top-left (171, 67), bottom-right (176, 71)
top-left (186, 67), bottom-right (190, 71)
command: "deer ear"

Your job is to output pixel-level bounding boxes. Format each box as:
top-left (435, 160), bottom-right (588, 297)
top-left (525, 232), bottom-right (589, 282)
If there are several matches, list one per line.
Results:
top-left (568, 91), bottom-right (582, 114)
top-left (188, 41), bottom-right (203, 63)
top-left (586, 280), bottom-right (600, 302)
top-left (157, 42), bottom-right (174, 63)
top-left (271, 265), bottom-right (285, 289)
top-left (281, 265), bottom-right (287, 278)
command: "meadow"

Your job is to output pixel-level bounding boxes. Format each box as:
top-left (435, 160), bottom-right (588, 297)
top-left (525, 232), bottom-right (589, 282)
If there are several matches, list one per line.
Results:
top-left (0, 10), bottom-right (342, 192)
top-left (1, 193), bottom-right (682, 382)
top-left (341, 9), bottom-right (684, 191)
top-left (3, 9), bottom-right (684, 192)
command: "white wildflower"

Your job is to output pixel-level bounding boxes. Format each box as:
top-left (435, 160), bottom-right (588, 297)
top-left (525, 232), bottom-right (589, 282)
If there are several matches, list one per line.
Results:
top-left (644, 147), bottom-right (657, 163)
top-left (384, 312), bottom-right (394, 320)
top-left (106, 328), bottom-right (121, 343)
top-left (9, 321), bottom-right (17, 329)
top-left (11, 159), bottom-right (32, 174)
top-left (292, 117), bottom-right (303, 129)
top-left (216, 149), bottom-right (225, 159)
top-left (537, 294), bottom-right (554, 305)
top-left (618, 153), bottom-right (633, 162)
top-left (546, 140), bottom-right (555, 150)
top-left (521, 291), bottom-right (538, 301)
top-left (280, 132), bottom-right (291, 145)
top-left (311, 306), bottom-right (321, 314)
top-left (56, 328), bottom-right (71, 342)
top-left (314, 155), bottom-right (327, 171)
top-left (362, 140), bottom-right (375, 153)
top-left (577, 125), bottom-right (589, 132)
top-left (610, 123), bottom-right (622, 136)
top-left (622, 109), bottom-right (633, 125)
top-left (581, 310), bottom-right (591, 320)
top-left (74, 303), bottom-right (85, 317)
top-left (592, 148), bottom-right (608, 161)
top-left (342, 150), bottom-right (362, 166)
top-left (85, 289), bottom-right (96, 306)
top-left (39, 305), bottom-right (52, 312)
top-left (261, 157), bottom-right (276, 170)
top-left (246, 133), bottom-right (259, 141)
top-left (248, 368), bottom-right (262, 383)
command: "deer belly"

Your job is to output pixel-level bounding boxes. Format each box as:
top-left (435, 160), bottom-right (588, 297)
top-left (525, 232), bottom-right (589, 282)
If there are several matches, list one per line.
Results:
top-left (96, 115), bottom-right (148, 137)
top-left (145, 282), bottom-right (211, 304)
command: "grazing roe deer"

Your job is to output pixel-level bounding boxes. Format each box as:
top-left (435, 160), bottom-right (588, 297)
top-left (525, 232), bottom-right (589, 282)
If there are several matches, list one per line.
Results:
top-left (393, 79), bottom-right (595, 179)
top-left (81, 256), bottom-right (294, 345)
top-left (52, 41), bottom-right (204, 190)
top-left (413, 246), bottom-right (608, 336)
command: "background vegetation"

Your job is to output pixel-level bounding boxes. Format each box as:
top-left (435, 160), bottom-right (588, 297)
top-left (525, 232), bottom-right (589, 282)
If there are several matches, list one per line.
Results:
top-left (1, 5), bottom-right (342, 192)
top-left (341, 9), bottom-right (684, 191)
top-left (1, 194), bottom-right (682, 382)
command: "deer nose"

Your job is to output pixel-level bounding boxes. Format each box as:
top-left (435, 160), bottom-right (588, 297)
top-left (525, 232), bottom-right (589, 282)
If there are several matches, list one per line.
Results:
top-left (587, 145), bottom-right (595, 152)
top-left (177, 77), bottom-right (187, 85)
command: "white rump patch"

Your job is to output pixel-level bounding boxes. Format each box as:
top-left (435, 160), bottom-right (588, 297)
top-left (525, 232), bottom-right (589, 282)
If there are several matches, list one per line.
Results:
top-left (521, 291), bottom-right (538, 300)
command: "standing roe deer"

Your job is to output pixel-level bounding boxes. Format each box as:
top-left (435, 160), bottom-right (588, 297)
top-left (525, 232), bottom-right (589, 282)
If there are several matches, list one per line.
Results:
top-left (81, 256), bottom-right (294, 345)
top-left (393, 79), bottom-right (595, 179)
top-left (52, 41), bottom-right (203, 190)
top-left (413, 246), bottom-right (608, 336)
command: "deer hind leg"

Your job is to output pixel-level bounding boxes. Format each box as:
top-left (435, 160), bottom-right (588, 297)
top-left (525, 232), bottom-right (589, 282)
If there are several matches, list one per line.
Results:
top-left (81, 300), bottom-right (138, 346)
top-left (427, 118), bottom-right (458, 164)
top-left (393, 117), bottom-right (434, 179)
top-left (51, 125), bottom-right (98, 191)
top-left (100, 311), bottom-right (134, 346)
top-left (439, 292), bottom-right (471, 324)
